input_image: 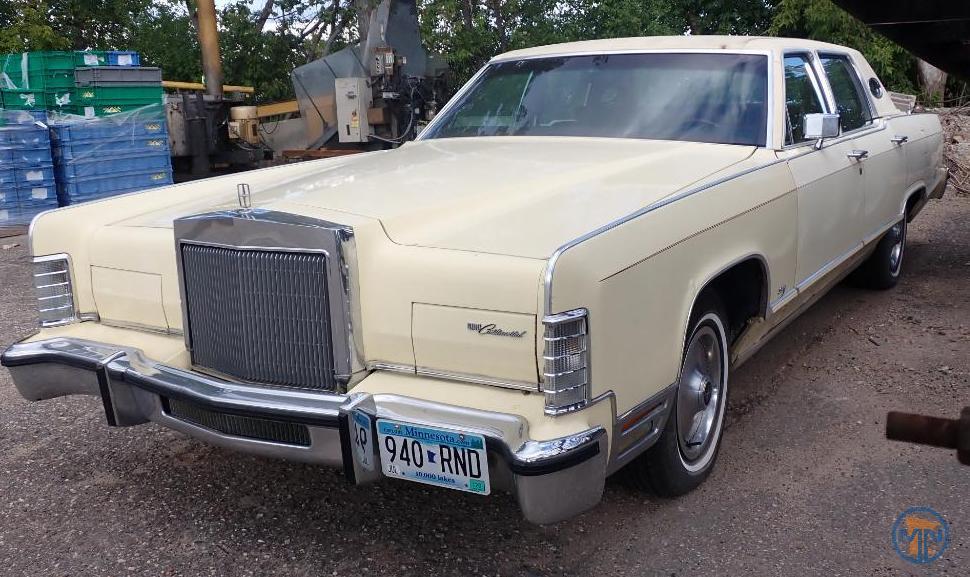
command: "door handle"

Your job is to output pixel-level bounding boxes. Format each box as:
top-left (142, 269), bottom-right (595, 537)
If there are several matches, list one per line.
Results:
top-left (847, 149), bottom-right (869, 161)
top-left (891, 135), bottom-right (909, 145)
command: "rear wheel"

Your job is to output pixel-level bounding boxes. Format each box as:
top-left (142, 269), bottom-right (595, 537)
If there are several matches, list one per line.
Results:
top-left (625, 296), bottom-right (729, 496)
top-left (852, 218), bottom-right (906, 290)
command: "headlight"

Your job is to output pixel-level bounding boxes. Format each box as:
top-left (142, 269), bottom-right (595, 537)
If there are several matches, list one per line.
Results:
top-left (542, 308), bottom-right (590, 415)
top-left (33, 254), bottom-right (77, 327)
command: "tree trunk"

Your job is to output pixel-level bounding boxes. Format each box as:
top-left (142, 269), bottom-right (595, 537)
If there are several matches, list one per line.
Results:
top-left (489, 0), bottom-right (507, 51)
top-left (255, 0), bottom-right (275, 32)
top-left (460, 0), bottom-right (474, 30)
top-left (917, 59), bottom-right (947, 105)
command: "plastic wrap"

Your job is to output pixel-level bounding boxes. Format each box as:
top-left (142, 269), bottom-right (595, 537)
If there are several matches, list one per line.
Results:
top-left (0, 109), bottom-right (56, 226)
top-left (47, 104), bottom-right (173, 206)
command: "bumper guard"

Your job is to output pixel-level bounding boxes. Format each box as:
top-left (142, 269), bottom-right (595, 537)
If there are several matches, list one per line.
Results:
top-left (2, 337), bottom-right (607, 524)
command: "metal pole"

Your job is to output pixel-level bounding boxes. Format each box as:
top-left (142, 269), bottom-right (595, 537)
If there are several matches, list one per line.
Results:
top-left (195, 0), bottom-right (224, 99)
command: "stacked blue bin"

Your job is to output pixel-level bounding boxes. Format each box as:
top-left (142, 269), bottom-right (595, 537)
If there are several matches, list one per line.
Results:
top-left (0, 110), bottom-right (58, 226)
top-left (50, 107), bottom-right (173, 206)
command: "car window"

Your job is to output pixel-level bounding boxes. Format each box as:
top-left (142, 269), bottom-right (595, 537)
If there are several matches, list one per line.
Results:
top-left (424, 53), bottom-right (769, 147)
top-left (783, 54), bottom-right (825, 145)
top-left (819, 53), bottom-right (872, 132)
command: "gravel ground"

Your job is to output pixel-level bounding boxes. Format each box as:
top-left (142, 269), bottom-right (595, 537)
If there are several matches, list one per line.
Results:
top-left (1, 191), bottom-right (968, 576)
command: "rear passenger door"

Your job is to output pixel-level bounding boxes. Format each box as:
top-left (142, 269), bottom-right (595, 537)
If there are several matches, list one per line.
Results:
top-left (818, 52), bottom-right (908, 241)
top-left (782, 52), bottom-right (865, 289)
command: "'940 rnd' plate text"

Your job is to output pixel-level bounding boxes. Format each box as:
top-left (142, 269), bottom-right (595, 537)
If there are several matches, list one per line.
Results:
top-left (377, 420), bottom-right (490, 495)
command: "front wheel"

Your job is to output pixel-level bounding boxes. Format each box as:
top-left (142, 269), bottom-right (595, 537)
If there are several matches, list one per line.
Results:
top-left (625, 296), bottom-right (729, 496)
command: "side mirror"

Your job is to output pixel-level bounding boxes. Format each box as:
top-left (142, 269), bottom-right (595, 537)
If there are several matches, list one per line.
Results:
top-left (803, 113), bottom-right (840, 147)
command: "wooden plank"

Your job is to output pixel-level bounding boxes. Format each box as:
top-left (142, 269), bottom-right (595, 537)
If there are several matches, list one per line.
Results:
top-left (162, 81), bottom-right (255, 94)
top-left (256, 100), bottom-right (300, 118)
top-left (282, 149), bottom-right (366, 159)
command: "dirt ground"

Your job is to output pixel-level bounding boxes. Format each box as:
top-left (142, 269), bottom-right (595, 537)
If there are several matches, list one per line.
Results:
top-left (0, 190), bottom-right (968, 576)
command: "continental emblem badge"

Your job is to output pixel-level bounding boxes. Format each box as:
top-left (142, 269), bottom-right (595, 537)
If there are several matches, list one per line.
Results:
top-left (467, 323), bottom-right (527, 338)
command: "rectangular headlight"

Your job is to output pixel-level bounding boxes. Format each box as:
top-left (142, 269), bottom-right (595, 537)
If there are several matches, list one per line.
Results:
top-left (33, 254), bottom-right (76, 327)
top-left (542, 308), bottom-right (590, 415)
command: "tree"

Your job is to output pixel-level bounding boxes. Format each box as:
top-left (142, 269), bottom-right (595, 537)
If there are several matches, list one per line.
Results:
top-left (129, 3), bottom-right (202, 84)
top-left (770, 0), bottom-right (916, 93)
top-left (418, 0), bottom-right (779, 86)
top-left (0, 0), bottom-right (68, 53)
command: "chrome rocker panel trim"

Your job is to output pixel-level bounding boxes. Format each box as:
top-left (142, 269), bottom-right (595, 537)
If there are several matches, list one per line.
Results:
top-left (1, 336), bottom-right (606, 525)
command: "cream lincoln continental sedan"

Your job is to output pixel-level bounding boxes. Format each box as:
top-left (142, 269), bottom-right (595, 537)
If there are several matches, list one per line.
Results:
top-left (2, 36), bottom-right (946, 523)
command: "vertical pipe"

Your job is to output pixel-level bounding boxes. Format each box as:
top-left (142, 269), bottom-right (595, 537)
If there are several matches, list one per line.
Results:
top-left (196, 0), bottom-right (224, 99)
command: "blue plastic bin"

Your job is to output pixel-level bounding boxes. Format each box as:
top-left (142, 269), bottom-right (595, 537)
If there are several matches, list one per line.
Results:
top-left (49, 118), bottom-right (167, 143)
top-left (55, 151), bottom-right (172, 180)
top-left (52, 134), bottom-right (169, 161)
top-left (0, 126), bottom-right (50, 147)
top-left (56, 168), bottom-right (173, 205)
top-left (0, 145), bottom-right (53, 166)
top-left (106, 51), bottom-right (141, 66)
top-left (0, 180), bottom-right (57, 209)
top-left (0, 166), bottom-right (51, 185)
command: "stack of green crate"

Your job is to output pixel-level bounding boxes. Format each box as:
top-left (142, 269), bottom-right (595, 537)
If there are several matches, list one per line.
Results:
top-left (72, 84), bottom-right (164, 117)
top-left (0, 51), bottom-right (107, 113)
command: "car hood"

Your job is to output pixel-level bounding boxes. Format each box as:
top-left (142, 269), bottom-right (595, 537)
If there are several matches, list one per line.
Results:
top-left (118, 137), bottom-right (756, 259)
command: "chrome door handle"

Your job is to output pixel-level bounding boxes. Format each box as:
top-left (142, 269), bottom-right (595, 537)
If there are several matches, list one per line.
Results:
top-left (847, 149), bottom-right (869, 161)
top-left (891, 135), bottom-right (909, 145)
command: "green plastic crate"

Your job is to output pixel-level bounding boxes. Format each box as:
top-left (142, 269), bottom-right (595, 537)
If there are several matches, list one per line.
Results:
top-left (75, 85), bottom-right (164, 104)
top-left (45, 88), bottom-right (75, 109)
top-left (1, 52), bottom-right (76, 89)
top-left (0, 89), bottom-right (45, 109)
top-left (37, 51), bottom-right (75, 71)
top-left (74, 51), bottom-right (108, 67)
top-left (22, 69), bottom-right (75, 90)
top-left (68, 102), bottom-right (162, 117)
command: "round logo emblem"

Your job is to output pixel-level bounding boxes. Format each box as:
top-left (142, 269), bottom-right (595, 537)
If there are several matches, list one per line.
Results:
top-left (892, 507), bottom-right (949, 564)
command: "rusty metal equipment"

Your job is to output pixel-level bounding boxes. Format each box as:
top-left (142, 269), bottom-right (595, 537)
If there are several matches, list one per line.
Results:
top-left (886, 408), bottom-right (970, 465)
top-left (196, 0), bottom-right (224, 98)
top-left (291, 0), bottom-right (449, 150)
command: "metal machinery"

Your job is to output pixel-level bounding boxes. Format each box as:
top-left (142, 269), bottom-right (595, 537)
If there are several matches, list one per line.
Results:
top-left (291, 0), bottom-right (449, 150)
top-left (167, 0), bottom-right (447, 176)
top-left (165, 0), bottom-right (265, 176)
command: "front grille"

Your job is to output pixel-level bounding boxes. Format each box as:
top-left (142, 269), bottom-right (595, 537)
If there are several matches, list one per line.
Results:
top-left (180, 243), bottom-right (335, 390)
top-left (164, 397), bottom-right (311, 446)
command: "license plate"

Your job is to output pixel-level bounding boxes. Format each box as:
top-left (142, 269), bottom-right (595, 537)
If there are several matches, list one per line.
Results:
top-left (350, 410), bottom-right (375, 471)
top-left (376, 419), bottom-right (490, 495)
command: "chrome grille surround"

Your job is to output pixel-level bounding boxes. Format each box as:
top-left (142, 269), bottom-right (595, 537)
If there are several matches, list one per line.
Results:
top-left (174, 210), bottom-right (362, 392)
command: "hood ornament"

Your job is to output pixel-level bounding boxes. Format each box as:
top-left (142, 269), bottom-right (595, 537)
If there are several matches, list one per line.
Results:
top-left (237, 183), bottom-right (253, 211)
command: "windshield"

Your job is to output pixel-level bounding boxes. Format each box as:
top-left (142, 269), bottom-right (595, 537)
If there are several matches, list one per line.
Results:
top-left (423, 53), bottom-right (769, 146)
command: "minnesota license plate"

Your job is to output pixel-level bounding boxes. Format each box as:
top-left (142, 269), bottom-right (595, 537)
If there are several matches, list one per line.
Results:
top-left (376, 419), bottom-right (490, 495)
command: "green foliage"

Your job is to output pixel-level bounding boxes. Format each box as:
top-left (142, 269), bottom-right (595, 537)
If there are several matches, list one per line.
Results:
top-left (219, 2), bottom-right (306, 101)
top-left (0, 0), bottom-right (931, 102)
top-left (419, 0), bottom-right (778, 86)
top-left (129, 4), bottom-right (202, 85)
top-left (769, 0), bottom-right (916, 93)
top-left (0, 1), bottom-right (69, 52)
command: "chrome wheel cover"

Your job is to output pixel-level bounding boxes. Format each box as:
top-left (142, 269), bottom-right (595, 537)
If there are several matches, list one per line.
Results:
top-left (676, 314), bottom-right (728, 473)
top-left (889, 222), bottom-right (904, 277)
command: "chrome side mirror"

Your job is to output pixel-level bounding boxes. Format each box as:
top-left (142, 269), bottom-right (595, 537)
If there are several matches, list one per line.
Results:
top-left (803, 113), bottom-right (840, 149)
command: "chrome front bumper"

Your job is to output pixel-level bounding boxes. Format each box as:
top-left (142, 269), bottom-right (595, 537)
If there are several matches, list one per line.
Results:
top-left (1, 337), bottom-right (607, 524)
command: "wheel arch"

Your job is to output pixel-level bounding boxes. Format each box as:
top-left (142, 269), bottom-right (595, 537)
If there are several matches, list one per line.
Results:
top-left (902, 183), bottom-right (928, 223)
top-left (684, 253), bottom-right (771, 347)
